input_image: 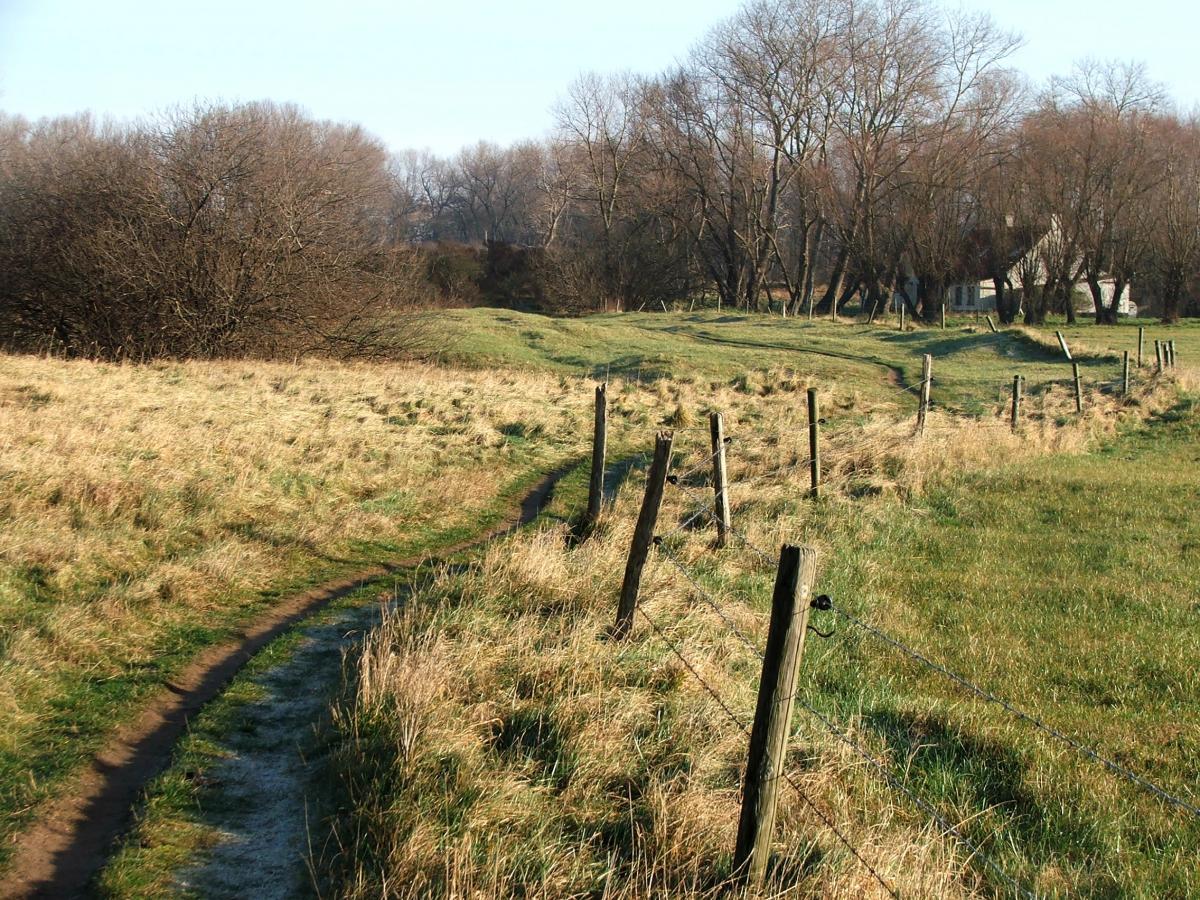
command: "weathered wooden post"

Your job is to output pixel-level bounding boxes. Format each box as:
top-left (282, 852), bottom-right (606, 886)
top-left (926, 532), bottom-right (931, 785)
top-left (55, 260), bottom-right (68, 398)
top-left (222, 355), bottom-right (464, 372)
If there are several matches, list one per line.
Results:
top-left (585, 383), bottom-right (608, 528)
top-left (1122, 350), bottom-right (1130, 396)
top-left (1156, 339), bottom-right (1164, 372)
top-left (734, 544), bottom-right (819, 886)
top-left (986, 315), bottom-right (998, 333)
top-left (1169, 340), bottom-right (1177, 368)
top-left (917, 353), bottom-right (932, 434)
top-left (614, 431), bottom-right (674, 639)
top-left (709, 412), bottom-right (732, 548)
top-left (1010, 374), bottom-right (1023, 431)
top-left (940, 303), bottom-right (946, 330)
top-left (1137, 326), bottom-right (1145, 367)
top-left (899, 302), bottom-right (905, 332)
top-left (806, 388), bottom-right (820, 500)
top-left (1056, 331), bottom-right (1073, 361)
top-left (1072, 362), bottom-right (1083, 413)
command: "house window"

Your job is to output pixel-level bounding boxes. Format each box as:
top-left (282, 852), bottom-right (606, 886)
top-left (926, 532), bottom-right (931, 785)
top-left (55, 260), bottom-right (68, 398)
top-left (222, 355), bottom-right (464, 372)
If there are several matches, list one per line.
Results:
top-left (954, 285), bottom-right (964, 307)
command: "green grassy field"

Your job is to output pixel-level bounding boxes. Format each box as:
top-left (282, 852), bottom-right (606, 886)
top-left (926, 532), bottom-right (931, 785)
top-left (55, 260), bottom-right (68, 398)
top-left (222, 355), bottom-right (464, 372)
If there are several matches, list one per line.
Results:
top-left (1, 309), bottom-right (1194, 897)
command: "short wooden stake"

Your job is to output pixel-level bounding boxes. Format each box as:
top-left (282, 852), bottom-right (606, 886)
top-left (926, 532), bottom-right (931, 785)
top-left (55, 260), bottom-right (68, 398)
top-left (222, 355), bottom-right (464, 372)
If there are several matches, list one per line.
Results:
top-left (806, 388), bottom-right (820, 500)
top-left (1072, 361), bottom-right (1083, 413)
top-left (986, 315), bottom-right (998, 333)
top-left (917, 353), bottom-right (932, 434)
top-left (1122, 350), bottom-right (1130, 396)
top-left (734, 544), bottom-right (819, 886)
top-left (1137, 326), bottom-right (1144, 367)
top-left (1056, 331), bottom-right (1073, 360)
top-left (1156, 339), bottom-right (1164, 372)
top-left (614, 431), bottom-right (673, 639)
top-left (709, 412), bottom-right (732, 548)
top-left (585, 383), bottom-right (608, 527)
top-left (1010, 374), bottom-right (1022, 431)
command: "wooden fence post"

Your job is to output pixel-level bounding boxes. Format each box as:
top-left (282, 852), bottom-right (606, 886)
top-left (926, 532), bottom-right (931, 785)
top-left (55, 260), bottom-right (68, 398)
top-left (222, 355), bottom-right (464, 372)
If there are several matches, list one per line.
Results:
top-left (899, 302), bottom-right (905, 332)
top-left (806, 388), bottom-right (820, 499)
top-left (917, 354), bottom-right (932, 434)
top-left (986, 315), bottom-right (998, 333)
top-left (734, 544), bottom-right (819, 886)
top-left (940, 303), bottom-right (946, 330)
top-left (1156, 339), bottom-right (1164, 372)
top-left (1056, 331), bottom-right (1073, 361)
top-left (614, 431), bottom-right (674, 639)
top-left (1122, 350), bottom-right (1130, 396)
top-left (710, 412), bottom-right (732, 548)
top-left (1010, 374), bottom-right (1022, 431)
top-left (1072, 362), bottom-right (1083, 413)
top-left (585, 383), bottom-right (608, 528)
top-left (1137, 326), bottom-right (1144, 367)
top-left (1169, 340), bottom-right (1177, 368)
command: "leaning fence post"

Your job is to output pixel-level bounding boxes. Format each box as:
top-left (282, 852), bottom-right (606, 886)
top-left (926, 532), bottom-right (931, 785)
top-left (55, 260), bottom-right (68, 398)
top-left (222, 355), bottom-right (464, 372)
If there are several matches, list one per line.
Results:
top-left (1122, 350), bottom-right (1130, 396)
top-left (806, 388), bottom-right (820, 499)
top-left (735, 544), bottom-right (819, 886)
top-left (585, 383), bottom-right (608, 528)
top-left (986, 315), bottom-right (998, 333)
top-left (917, 353), bottom-right (932, 434)
top-left (1056, 331), bottom-right (1073, 361)
top-left (1137, 326), bottom-right (1144, 367)
top-left (710, 412), bottom-right (732, 548)
top-left (1156, 339), bottom-right (1164, 372)
top-left (1072, 361), bottom-right (1083, 413)
top-left (1010, 374), bottom-right (1023, 431)
top-left (614, 431), bottom-right (674, 639)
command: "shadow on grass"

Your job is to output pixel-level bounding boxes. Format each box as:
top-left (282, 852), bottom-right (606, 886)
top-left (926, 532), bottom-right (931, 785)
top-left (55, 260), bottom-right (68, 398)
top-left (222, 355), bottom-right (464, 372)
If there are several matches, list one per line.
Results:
top-left (862, 708), bottom-right (1104, 869)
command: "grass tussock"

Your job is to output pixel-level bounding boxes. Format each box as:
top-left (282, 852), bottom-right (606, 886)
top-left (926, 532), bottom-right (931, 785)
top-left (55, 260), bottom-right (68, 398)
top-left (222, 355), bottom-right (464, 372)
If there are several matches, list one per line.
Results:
top-left (322, 369), bottom-right (1182, 898)
top-left (326, 518), bottom-right (969, 899)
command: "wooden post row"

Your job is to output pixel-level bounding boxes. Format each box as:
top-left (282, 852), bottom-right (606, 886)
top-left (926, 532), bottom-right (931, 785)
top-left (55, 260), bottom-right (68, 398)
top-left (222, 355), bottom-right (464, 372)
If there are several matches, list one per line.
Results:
top-left (710, 412), bottom-right (732, 548)
top-left (806, 388), bottom-right (820, 499)
top-left (1056, 331), bottom-right (1073, 361)
top-left (585, 383), bottom-right (608, 528)
top-left (917, 353), bottom-right (932, 434)
top-left (1072, 361), bottom-right (1083, 413)
top-left (1010, 374), bottom-right (1023, 431)
top-left (614, 431), bottom-right (674, 639)
top-left (734, 544), bottom-right (819, 885)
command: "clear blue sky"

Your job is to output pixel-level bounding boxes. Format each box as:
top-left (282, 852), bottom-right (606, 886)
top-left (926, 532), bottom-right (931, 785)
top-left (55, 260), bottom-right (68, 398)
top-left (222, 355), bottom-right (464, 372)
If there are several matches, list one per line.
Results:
top-left (1, 0), bottom-right (1197, 156)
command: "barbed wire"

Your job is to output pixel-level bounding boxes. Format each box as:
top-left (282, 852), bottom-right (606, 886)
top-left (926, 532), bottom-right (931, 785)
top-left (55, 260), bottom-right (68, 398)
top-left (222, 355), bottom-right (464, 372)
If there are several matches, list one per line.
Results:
top-left (831, 605), bottom-right (1200, 819)
top-left (788, 691), bottom-right (1036, 900)
top-left (651, 540), bottom-right (1027, 896)
top-left (634, 604), bottom-right (900, 898)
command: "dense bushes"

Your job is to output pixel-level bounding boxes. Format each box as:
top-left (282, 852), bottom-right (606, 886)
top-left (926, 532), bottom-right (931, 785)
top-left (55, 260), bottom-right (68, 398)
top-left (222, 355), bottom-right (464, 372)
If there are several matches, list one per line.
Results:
top-left (0, 103), bottom-right (431, 359)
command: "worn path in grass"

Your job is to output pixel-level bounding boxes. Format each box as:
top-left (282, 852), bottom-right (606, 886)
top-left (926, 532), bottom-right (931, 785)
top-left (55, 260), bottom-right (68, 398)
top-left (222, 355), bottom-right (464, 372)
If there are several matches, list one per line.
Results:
top-left (0, 462), bottom-right (575, 899)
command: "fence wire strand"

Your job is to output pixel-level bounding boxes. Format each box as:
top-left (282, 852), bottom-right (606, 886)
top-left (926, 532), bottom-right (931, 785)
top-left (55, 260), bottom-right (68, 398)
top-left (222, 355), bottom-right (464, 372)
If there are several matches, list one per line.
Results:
top-left (634, 604), bottom-right (901, 899)
top-left (832, 605), bottom-right (1200, 819)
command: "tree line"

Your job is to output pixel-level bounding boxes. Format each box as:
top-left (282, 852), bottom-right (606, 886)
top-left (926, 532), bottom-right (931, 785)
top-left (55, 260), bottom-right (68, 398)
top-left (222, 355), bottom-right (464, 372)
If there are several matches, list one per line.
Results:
top-left (393, 0), bottom-right (1200, 325)
top-left (2, 0), bottom-right (1198, 360)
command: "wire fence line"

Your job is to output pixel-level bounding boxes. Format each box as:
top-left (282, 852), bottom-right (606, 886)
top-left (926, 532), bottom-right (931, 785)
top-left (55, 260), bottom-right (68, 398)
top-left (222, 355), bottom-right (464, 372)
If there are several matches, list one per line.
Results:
top-left (651, 539), bottom-right (1027, 898)
top-left (590, 336), bottom-right (1179, 894)
top-left (831, 605), bottom-right (1200, 820)
top-left (634, 603), bottom-right (901, 898)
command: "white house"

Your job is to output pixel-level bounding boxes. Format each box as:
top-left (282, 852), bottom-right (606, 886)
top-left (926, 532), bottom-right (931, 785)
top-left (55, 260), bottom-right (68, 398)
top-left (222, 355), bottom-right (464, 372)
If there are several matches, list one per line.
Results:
top-left (893, 223), bottom-right (1137, 317)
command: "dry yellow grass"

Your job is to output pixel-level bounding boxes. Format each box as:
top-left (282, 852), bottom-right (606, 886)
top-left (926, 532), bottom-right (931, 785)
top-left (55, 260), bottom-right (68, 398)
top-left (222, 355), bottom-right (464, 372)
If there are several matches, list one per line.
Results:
top-left (325, 366), bottom-right (1177, 898)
